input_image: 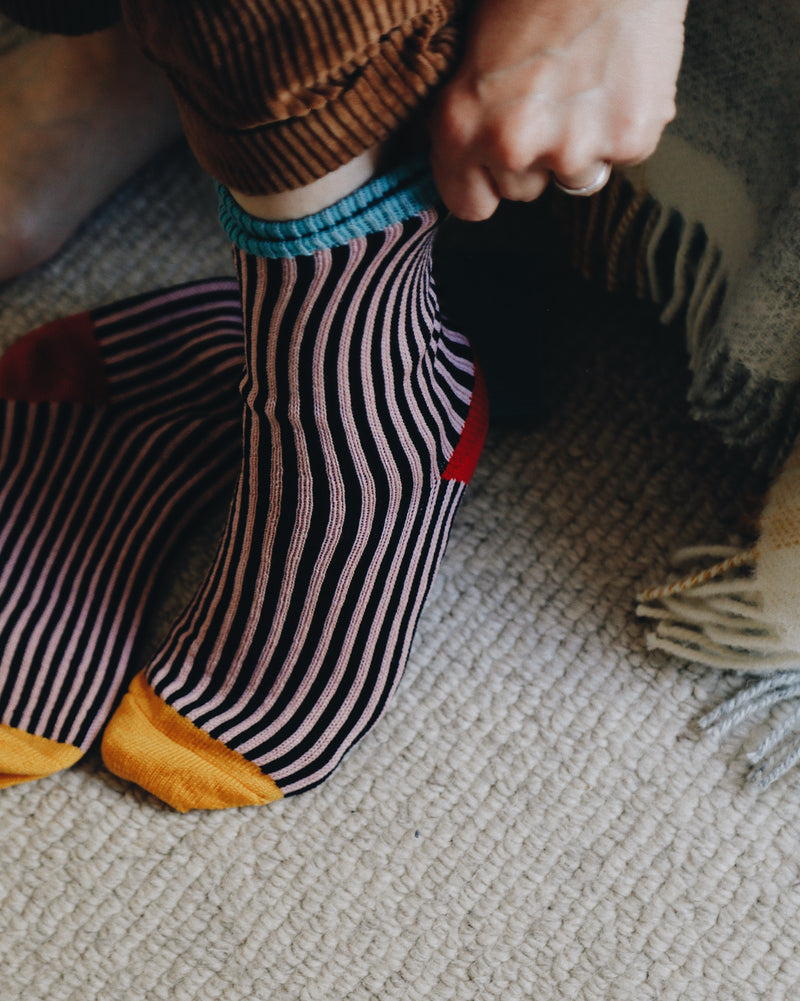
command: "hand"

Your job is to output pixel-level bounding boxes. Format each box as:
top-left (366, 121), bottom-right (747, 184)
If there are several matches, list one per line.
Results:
top-left (428, 0), bottom-right (689, 220)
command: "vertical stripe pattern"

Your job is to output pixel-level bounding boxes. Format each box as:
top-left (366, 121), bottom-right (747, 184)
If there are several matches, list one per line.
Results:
top-left (0, 280), bottom-right (244, 750)
top-left (145, 212), bottom-right (487, 795)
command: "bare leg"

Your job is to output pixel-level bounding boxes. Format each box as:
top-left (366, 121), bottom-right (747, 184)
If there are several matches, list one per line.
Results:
top-left (0, 24), bottom-right (182, 282)
top-left (229, 147), bottom-right (386, 221)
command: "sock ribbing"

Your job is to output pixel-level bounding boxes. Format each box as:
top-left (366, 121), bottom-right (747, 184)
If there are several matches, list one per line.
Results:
top-left (217, 156), bottom-right (440, 258)
top-left (0, 280), bottom-right (244, 766)
top-left (103, 209), bottom-right (488, 808)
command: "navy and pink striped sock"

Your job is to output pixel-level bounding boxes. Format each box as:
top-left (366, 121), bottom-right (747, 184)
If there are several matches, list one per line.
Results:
top-left (102, 161), bottom-right (489, 811)
top-left (0, 280), bottom-right (244, 786)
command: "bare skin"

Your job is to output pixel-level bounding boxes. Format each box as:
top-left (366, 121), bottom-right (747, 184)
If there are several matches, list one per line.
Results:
top-left (230, 147), bottom-right (386, 221)
top-left (0, 0), bottom-right (688, 264)
top-left (429, 0), bottom-right (689, 220)
top-left (0, 25), bottom-right (181, 282)
top-left (242, 0), bottom-right (689, 224)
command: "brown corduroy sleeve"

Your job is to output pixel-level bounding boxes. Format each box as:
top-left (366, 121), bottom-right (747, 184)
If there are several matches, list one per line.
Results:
top-left (0, 1), bottom-right (120, 34)
top-left (121, 0), bottom-right (463, 195)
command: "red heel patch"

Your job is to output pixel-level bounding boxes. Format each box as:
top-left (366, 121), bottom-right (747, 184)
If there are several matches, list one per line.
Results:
top-left (442, 362), bottom-right (490, 484)
top-left (0, 313), bottom-right (108, 404)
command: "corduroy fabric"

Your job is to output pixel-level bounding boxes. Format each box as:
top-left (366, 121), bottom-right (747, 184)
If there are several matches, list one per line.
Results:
top-left (119, 0), bottom-right (462, 194)
top-left (1, 0), bottom-right (462, 192)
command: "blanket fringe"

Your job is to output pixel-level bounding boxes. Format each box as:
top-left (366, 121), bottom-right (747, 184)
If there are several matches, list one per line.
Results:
top-left (699, 673), bottom-right (800, 788)
top-left (551, 172), bottom-right (720, 363)
top-left (634, 545), bottom-right (800, 672)
top-left (549, 173), bottom-right (794, 471)
top-left (553, 172), bottom-right (800, 784)
top-left (639, 547), bottom-right (800, 786)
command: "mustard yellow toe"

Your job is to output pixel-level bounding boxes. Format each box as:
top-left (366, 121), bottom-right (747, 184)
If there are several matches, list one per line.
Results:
top-left (101, 672), bottom-right (283, 812)
top-left (0, 725), bottom-right (82, 787)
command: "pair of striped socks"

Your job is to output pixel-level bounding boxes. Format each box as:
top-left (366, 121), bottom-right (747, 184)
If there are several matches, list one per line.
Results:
top-left (0, 161), bottom-right (488, 810)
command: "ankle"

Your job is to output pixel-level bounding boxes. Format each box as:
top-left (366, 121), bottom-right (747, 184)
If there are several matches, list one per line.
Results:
top-left (228, 131), bottom-right (426, 221)
top-left (219, 155), bottom-right (439, 259)
top-left (229, 147), bottom-right (386, 221)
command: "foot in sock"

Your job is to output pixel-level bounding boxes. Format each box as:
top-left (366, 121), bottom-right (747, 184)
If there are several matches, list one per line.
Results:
top-left (102, 161), bottom-right (489, 811)
top-left (0, 280), bottom-right (243, 786)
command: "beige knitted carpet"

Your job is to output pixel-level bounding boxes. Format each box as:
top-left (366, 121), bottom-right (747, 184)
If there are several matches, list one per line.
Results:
top-left (2, 71), bottom-right (800, 1001)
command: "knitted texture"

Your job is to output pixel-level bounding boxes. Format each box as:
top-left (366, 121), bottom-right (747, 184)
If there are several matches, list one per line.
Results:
top-left (2, 253), bottom-right (795, 997)
top-left (217, 158), bottom-right (439, 257)
top-left (2, 6), bottom-right (799, 997)
top-left (0, 279), bottom-right (243, 773)
top-left (1, 0), bottom-right (461, 191)
top-left (547, 0), bottom-right (800, 469)
top-left (121, 0), bottom-right (462, 193)
top-left (103, 203), bottom-right (487, 809)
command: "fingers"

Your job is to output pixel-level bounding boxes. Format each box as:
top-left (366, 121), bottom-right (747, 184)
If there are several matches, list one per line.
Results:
top-left (429, 89), bottom-right (557, 219)
top-left (551, 162), bottom-right (611, 197)
top-left (489, 167), bottom-right (551, 203)
top-left (426, 0), bottom-right (686, 220)
top-left (610, 97), bottom-right (677, 166)
top-left (431, 154), bottom-right (550, 221)
top-left (545, 107), bottom-right (613, 194)
top-left (430, 151), bottom-right (501, 221)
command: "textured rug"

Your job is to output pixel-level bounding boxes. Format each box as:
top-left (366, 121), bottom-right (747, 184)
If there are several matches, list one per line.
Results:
top-left (3, 26), bottom-right (800, 1001)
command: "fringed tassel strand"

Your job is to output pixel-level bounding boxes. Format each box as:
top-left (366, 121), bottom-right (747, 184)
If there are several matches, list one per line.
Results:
top-left (634, 545), bottom-right (800, 672)
top-left (638, 435), bottom-right (800, 785)
top-left (699, 673), bottom-right (800, 788)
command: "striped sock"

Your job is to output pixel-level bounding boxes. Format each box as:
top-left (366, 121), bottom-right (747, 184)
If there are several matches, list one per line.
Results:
top-left (102, 162), bottom-right (489, 812)
top-left (0, 280), bottom-right (243, 786)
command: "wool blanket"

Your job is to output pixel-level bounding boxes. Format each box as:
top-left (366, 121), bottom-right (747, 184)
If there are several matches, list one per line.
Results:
top-left (553, 0), bottom-right (800, 783)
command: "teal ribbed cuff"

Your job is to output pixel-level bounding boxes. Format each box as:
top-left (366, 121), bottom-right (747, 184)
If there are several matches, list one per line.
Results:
top-left (218, 156), bottom-right (439, 259)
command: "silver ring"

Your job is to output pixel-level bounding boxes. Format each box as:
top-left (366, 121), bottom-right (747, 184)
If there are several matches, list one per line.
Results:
top-left (552, 162), bottom-right (612, 197)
